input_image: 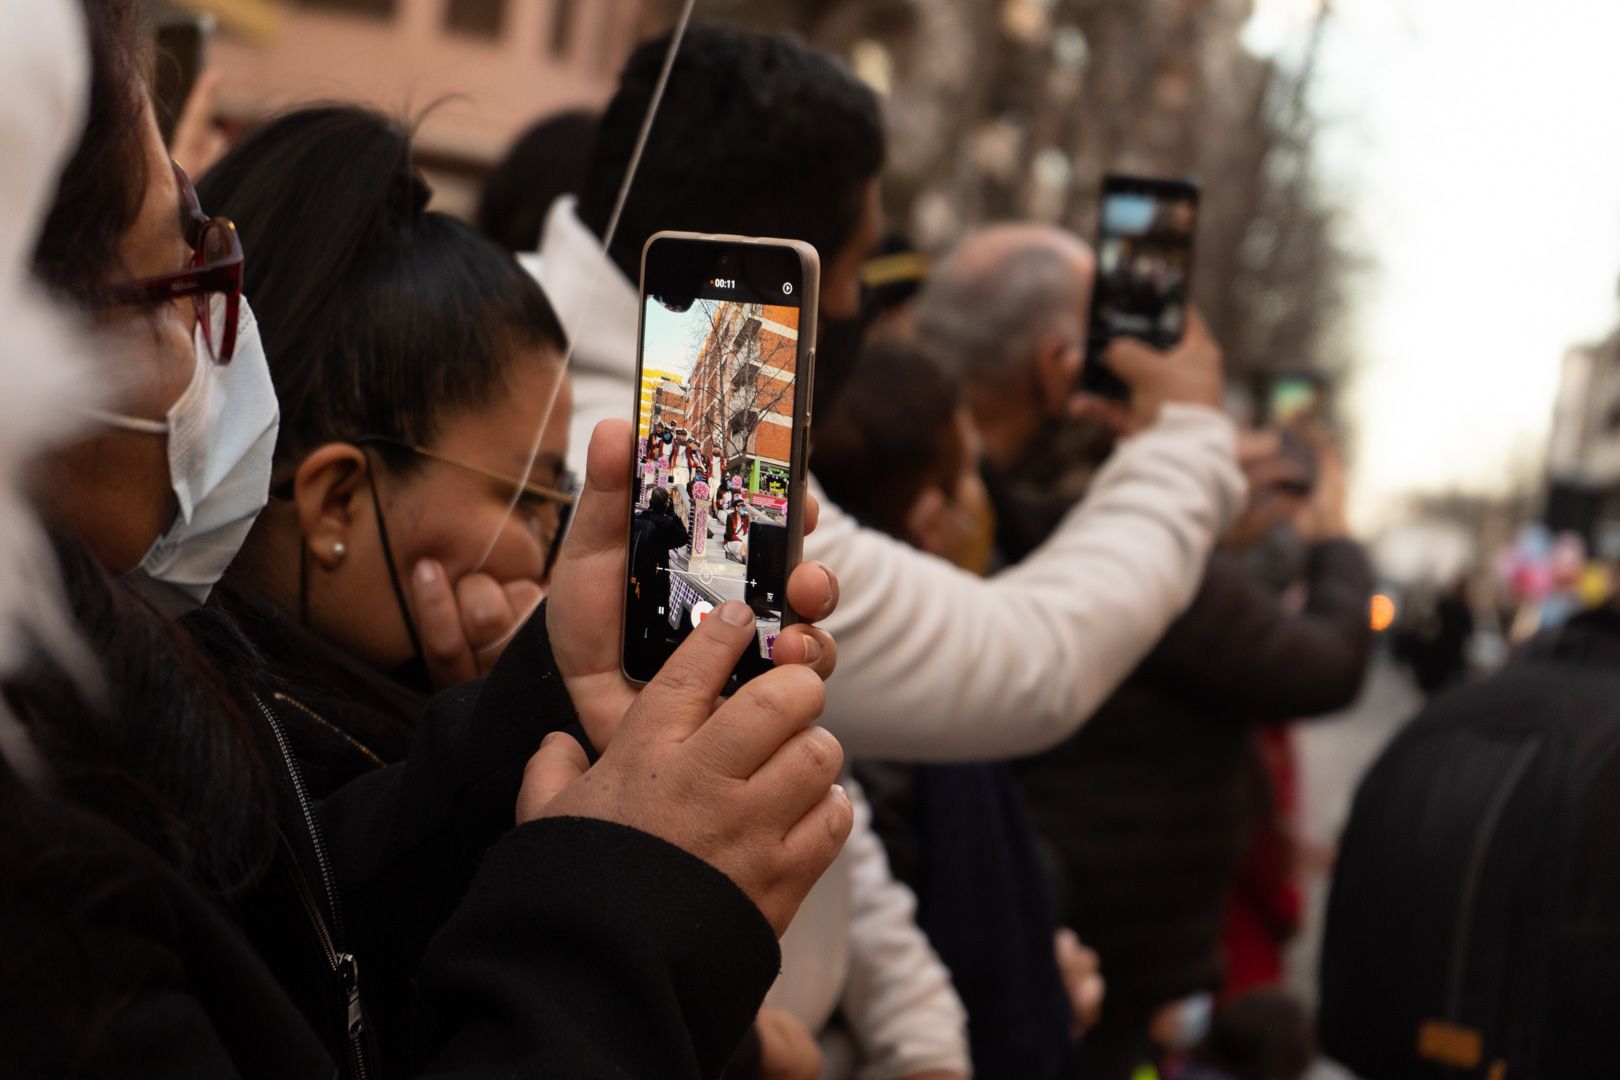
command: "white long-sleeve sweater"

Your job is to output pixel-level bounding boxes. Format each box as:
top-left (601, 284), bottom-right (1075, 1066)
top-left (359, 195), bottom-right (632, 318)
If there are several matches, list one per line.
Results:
top-left (526, 198), bottom-right (1246, 762)
top-left (767, 777), bottom-right (971, 1080)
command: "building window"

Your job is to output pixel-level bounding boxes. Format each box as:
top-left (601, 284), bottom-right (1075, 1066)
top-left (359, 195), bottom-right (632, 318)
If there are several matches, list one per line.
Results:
top-left (548, 0), bottom-right (577, 57)
top-left (299, 0), bottom-right (396, 18)
top-left (446, 0), bottom-right (507, 39)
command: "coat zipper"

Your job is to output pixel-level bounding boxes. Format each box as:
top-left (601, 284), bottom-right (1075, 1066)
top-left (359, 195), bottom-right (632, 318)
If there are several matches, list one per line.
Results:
top-left (254, 694), bottom-right (371, 1080)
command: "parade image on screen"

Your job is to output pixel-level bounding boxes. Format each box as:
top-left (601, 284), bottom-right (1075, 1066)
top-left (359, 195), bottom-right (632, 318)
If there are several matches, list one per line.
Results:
top-left (1095, 190), bottom-right (1196, 347)
top-left (625, 294), bottom-right (802, 679)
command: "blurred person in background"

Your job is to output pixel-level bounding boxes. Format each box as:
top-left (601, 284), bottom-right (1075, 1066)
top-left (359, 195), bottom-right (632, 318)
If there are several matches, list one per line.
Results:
top-left (914, 220), bottom-right (1370, 1080)
top-left (1319, 588), bottom-right (1620, 1077)
top-left (911, 222), bottom-right (1096, 566)
top-left (1012, 432), bottom-right (1371, 1080)
top-left (818, 341), bottom-right (1104, 1080)
top-left (858, 232), bottom-right (931, 345)
top-left (2, 3), bottom-right (852, 1074)
top-left (1391, 577), bottom-right (1474, 694)
top-left (1169, 990), bottom-right (1314, 1080)
top-left (476, 109), bottom-right (596, 254)
top-left (529, 23), bottom-right (1246, 767)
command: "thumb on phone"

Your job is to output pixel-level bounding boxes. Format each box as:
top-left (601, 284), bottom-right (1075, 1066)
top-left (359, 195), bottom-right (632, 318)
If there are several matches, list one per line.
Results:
top-left (545, 420), bottom-right (638, 749)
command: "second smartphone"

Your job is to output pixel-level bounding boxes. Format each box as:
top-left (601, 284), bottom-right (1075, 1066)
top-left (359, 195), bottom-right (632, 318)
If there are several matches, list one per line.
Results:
top-left (1080, 174), bottom-right (1200, 400)
top-left (623, 231), bottom-right (819, 688)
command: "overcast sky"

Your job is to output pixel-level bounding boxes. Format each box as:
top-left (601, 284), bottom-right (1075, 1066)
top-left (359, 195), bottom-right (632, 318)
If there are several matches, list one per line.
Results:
top-left (1247, 0), bottom-right (1620, 527)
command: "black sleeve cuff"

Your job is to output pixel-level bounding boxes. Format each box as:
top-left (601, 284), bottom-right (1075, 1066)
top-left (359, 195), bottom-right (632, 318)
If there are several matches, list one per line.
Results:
top-left (414, 816), bottom-right (781, 1078)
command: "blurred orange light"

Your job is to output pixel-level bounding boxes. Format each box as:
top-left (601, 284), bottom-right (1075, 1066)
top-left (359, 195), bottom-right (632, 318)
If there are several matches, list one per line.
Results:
top-left (1370, 594), bottom-right (1397, 633)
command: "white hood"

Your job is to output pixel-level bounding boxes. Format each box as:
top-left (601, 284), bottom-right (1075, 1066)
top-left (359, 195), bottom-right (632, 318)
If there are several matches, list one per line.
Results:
top-left (0, 0), bottom-right (102, 786)
top-left (522, 195), bottom-right (643, 471)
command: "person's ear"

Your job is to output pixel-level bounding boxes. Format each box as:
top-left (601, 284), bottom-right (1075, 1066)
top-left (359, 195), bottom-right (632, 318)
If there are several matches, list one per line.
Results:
top-left (291, 443), bottom-right (369, 571)
top-left (904, 487), bottom-right (952, 559)
top-left (1033, 333), bottom-right (1083, 416)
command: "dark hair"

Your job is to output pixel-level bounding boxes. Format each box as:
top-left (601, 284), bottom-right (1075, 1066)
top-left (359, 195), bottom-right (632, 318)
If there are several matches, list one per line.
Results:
top-left (195, 105), bottom-right (568, 468)
top-left (477, 110), bottom-right (597, 253)
top-left (811, 341), bottom-right (965, 540)
top-left (1193, 990), bottom-right (1315, 1080)
top-left (32, 0), bottom-right (152, 308)
top-left (578, 24), bottom-right (885, 282)
top-left (5, 533), bottom-right (278, 896)
top-left (647, 486), bottom-right (671, 514)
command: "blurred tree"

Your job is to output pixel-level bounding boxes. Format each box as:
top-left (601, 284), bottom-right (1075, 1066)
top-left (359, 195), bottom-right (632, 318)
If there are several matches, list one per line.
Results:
top-left (638, 0), bottom-right (1350, 381)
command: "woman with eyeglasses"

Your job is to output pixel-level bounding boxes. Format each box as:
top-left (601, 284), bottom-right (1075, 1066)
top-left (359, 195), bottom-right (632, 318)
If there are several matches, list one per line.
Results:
top-left (194, 104), bottom-right (581, 794)
top-left (2, 2), bottom-right (850, 1076)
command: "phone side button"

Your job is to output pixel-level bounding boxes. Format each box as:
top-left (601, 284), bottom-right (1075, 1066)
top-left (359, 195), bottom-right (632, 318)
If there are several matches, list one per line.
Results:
top-left (803, 346), bottom-right (815, 418)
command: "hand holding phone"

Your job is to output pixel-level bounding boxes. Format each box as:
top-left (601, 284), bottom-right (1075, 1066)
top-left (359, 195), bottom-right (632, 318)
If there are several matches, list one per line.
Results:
top-left (546, 418), bottom-right (837, 751)
top-left (521, 597), bottom-right (853, 938)
top-left (1080, 174), bottom-right (1201, 401)
top-left (1070, 307), bottom-right (1225, 437)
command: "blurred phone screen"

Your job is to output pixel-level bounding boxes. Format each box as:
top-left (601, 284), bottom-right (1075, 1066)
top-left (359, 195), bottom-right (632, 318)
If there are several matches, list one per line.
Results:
top-left (1081, 175), bottom-right (1200, 399)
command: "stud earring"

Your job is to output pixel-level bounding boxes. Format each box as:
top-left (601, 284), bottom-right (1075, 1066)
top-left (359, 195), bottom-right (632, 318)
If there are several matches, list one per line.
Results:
top-left (331, 541), bottom-right (347, 560)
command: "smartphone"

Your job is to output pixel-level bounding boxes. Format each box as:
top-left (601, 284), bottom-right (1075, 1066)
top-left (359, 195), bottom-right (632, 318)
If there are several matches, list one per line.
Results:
top-left (623, 232), bottom-right (819, 688)
top-left (1267, 374), bottom-right (1326, 428)
top-left (1266, 374), bottom-right (1328, 495)
top-left (1079, 174), bottom-right (1200, 400)
top-left (153, 14), bottom-right (214, 145)
top-left (1274, 429), bottom-right (1319, 497)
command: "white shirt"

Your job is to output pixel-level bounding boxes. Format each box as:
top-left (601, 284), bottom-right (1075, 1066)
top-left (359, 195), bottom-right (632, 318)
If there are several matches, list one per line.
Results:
top-left (767, 778), bottom-right (971, 1080)
top-left (528, 199), bottom-right (1246, 761)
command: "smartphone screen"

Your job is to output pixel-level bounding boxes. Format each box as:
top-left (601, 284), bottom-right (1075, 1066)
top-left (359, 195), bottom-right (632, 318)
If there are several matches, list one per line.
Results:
top-left (1080, 175), bottom-right (1200, 399)
top-left (1268, 376), bottom-right (1324, 427)
top-left (623, 234), bottom-right (817, 687)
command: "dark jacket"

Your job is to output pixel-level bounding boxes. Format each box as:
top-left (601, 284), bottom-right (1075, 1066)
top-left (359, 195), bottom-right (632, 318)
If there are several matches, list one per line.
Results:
top-left (213, 582), bottom-right (423, 799)
top-left (1, 599), bottom-right (779, 1078)
top-left (220, 589), bottom-right (771, 1080)
top-left (859, 761), bottom-right (1076, 1080)
top-left (1014, 541), bottom-right (1373, 1012)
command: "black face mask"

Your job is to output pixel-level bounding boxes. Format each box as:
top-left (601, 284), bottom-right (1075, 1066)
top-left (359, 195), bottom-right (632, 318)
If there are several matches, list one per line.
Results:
top-left (811, 304), bottom-right (873, 440)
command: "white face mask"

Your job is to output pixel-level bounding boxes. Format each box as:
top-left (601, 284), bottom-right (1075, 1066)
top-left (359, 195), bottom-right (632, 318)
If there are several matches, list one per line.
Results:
top-left (92, 297), bottom-right (279, 615)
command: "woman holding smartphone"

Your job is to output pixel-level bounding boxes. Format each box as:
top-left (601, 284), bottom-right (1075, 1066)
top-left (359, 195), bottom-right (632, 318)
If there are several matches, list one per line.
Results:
top-left (1, 3), bottom-right (849, 1075)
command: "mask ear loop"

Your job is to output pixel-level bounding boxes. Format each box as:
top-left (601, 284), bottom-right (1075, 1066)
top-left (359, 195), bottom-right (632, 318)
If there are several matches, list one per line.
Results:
top-left (359, 447), bottom-right (428, 668)
top-left (470, 0), bottom-right (698, 573)
top-left (298, 537), bottom-right (310, 627)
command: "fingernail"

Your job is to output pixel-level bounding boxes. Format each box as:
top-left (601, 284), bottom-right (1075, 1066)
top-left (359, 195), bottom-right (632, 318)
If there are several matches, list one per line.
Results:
top-left (831, 783), bottom-right (850, 805)
top-left (539, 731), bottom-right (562, 748)
top-left (414, 559), bottom-right (439, 586)
top-left (799, 635), bottom-right (821, 664)
top-left (817, 563), bottom-right (838, 614)
top-left (719, 601), bottom-right (753, 628)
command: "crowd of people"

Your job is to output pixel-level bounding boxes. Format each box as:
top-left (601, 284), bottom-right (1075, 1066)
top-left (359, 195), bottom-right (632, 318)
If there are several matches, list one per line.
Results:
top-left (7, 1), bottom-right (1590, 1078)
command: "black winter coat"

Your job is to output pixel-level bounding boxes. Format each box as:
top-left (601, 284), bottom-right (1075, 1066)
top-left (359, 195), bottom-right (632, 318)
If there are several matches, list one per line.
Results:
top-left (0, 608), bottom-right (779, 1078)
top-left (1014, 540), bottom-right (1373, 1012)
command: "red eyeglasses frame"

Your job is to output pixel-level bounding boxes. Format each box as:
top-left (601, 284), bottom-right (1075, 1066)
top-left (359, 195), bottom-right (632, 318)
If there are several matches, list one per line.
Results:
top-left (108, 160), bottom-right (244, 363)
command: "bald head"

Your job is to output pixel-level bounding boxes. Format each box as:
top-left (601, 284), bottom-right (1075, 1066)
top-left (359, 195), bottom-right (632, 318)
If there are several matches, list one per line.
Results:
top-left (914, 224), bottom-right (1094, 392)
